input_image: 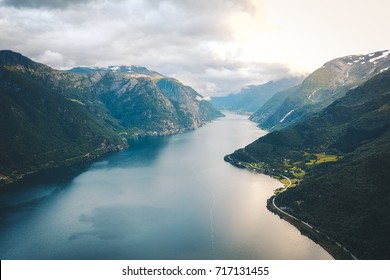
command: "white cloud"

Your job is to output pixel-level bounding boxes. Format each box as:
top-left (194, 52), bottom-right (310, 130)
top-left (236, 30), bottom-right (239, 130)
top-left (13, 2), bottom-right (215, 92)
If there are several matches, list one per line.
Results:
top-left (0, 0), bottom-right (389, 96)
top-left (196, 96), bottom-right (211, 101)
top-left (37, 50), bottom-right (65, 68)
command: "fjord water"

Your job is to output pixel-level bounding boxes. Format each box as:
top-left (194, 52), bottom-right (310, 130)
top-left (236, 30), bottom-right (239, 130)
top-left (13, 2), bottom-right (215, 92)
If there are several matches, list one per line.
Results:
top-left (0, 113), bottom-right (331, 259)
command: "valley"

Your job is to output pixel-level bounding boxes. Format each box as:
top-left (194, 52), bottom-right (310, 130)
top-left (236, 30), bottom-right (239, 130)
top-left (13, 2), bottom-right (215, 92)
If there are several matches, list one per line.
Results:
top-left (0, 113), bottom-right (331, 260)
top-left (1, 49), bottom-right (390, 260)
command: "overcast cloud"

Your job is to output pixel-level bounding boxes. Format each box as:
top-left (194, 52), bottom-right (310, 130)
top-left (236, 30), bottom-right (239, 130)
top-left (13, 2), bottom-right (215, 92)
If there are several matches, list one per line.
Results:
top-left (2, 0), bottom-right (96, 9)
top-left (0, 0), bottom-right (389, 96)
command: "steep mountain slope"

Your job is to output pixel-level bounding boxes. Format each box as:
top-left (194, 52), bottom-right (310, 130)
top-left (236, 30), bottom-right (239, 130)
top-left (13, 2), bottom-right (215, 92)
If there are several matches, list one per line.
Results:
top-left (249, 85), bottom-right (300, 126)
top-left (0, 51), bottom-right (127, 184)
top-left (251, 50), bottom-right (390, 131)
top-left (0, 50), bottom-right (222, 184)
top-left (69, 66), bottom-right (223, 134)
top-left (211, 77), bottom-right (303, 113)
top-left (227, 69), bottom-right (390, 259)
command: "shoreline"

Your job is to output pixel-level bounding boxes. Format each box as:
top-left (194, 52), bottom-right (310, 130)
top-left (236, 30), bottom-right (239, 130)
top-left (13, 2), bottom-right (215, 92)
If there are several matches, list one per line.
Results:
top-left (0, 144), bottom-right (126, 187)
top-left (0, 118), bottom-right (224, 187)
top-left (267, 195), bottom-right (356, 260)
top-left (225, 154), bottom-right (357, 260)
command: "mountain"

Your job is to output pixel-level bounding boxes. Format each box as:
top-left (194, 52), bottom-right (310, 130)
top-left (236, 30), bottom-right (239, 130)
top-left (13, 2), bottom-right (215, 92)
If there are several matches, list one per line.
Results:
top-left (211, 77), bottom-right (303, 114)
top-left (227, 68), bottom-right (390, 259)
top-left (250, 50), bottom-right (390, 131)
top-left (69, 65), bottom-right (161, 76)
top-left (0, 50), bottom-right (222, 184)
top-left (68, 66), bottom-right (222, 135)
top-left (249, 85), bottom-right (300, 126)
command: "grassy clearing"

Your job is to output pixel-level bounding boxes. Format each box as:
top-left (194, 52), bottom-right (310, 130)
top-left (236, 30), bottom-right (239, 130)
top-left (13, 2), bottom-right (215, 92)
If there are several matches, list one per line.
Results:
top-left (250, 162), bottom-right (264, 168)
top-left (315, 153), bottom-right (339, 163)
top-left (305, 159), bottom-right (316, 166)
top-left (243, 152), bottom-right (340, 194)
top-left (273, 152), bottom-right (340, 191)
top-left (293, 171), bottom-right (305, 178)
top-left (280, 178), bottom-right (290, 187)
top-left (305, 153), bottom-right (340, 166)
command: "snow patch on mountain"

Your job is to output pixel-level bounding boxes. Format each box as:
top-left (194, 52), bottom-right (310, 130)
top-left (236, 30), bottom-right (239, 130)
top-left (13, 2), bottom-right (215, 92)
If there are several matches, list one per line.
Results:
top-left (308, 90), bottom-right (318, 102)
top-left (280, 109), bottom-right (295, 123)
top-left (380, 66), bottom-right (390, 73)
top-left (369, 50), bottom-right (389, 63)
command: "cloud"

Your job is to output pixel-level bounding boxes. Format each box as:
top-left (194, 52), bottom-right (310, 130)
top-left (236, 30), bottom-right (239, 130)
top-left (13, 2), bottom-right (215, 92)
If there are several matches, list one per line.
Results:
top-left (1, 0), bottom-right (96, 9)
top-left (196, 96), bottom-right (211, 101)
top-left (37, 50), bottom-right (65, 67)
top-left (0, 0), bottom-right (270, 96)
top-left (3, 0), bottom-right (387, 97)
top-left (172, 60), bottom-right (295, 97)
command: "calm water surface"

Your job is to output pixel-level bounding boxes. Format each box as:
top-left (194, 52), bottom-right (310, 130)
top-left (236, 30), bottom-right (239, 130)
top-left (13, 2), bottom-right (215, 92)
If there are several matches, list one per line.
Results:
top-left (0, 113), bottom-right (332, 259)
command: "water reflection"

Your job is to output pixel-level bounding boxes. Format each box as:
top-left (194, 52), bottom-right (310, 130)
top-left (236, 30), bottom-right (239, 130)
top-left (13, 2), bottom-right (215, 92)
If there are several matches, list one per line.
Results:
top-left (0, 113), bottom-right (332, 259)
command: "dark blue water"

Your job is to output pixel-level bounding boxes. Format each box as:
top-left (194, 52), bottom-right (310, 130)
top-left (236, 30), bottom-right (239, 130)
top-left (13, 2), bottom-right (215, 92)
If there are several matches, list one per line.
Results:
top-left (0, 113), bottom-right (331, 259)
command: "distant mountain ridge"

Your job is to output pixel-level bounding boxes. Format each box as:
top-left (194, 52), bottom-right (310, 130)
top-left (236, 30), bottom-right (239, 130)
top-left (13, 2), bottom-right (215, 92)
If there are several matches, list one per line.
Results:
top-left (211, 77), bottom-right (304, 114)
top-left (251, 50), bottom-right (390, 131)
top-left (0, 50), bottom-right (222, 184)
top-left (69, 65), bottom-right (163, 78)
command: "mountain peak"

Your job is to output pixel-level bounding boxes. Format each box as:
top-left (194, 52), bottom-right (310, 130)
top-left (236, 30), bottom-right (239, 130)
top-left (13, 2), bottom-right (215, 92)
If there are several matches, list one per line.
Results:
top-left (0, 50), bottom-right (43, 69)
top-left (325, 50), bottom-right (390, 69)
top-left (251, 50), bottom-right (390, 131)
top-left (68, 65), bottom-right (163, 79)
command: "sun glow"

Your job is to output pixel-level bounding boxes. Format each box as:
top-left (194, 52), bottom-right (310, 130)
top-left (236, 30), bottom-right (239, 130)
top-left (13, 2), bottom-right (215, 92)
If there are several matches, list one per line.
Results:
top-left (219, 0), bottom-right (390, 74)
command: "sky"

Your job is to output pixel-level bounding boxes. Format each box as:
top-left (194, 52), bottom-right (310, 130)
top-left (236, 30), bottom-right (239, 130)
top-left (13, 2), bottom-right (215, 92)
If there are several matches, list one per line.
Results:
top-left (0, 0), bottom-right (389, 97)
